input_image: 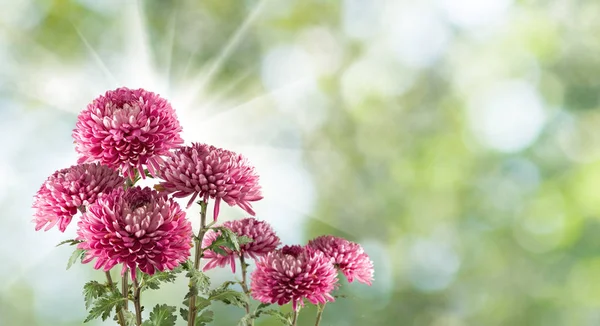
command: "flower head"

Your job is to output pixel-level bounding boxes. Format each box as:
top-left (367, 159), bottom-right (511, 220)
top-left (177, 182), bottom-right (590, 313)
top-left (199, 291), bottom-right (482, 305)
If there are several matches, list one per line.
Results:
top-left (73, 87), bottom-right (183, 180)
top-left (202, 218), bottom-right (280, 272)
top-left (308, 235), bottom-right (374, 285)
top-left (157, 143), bottom-right (262, 220)
top-left (32, 163), bottom-right (124, 232)
top-left (250, 245), bottom-right (337, 310)
top-left (76, 187), bottom-right (192, 280)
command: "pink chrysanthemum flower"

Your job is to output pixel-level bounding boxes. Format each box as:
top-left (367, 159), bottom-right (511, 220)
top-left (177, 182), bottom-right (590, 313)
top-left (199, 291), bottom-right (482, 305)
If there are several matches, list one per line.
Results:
top-left (32, 163), bottom-right (124, 232)
top-left (202, 218), bottom-right (280, 273)
top-left (157, 143), bottom-right (262, 220)
top-left (250, 245), bottom-right (337, 310)
top-left (76, 187), bottom-right (192, 280)
top-left (73, 87), bottom-right (183, 180)
top-left (308, 235), bottom-right (374, 285)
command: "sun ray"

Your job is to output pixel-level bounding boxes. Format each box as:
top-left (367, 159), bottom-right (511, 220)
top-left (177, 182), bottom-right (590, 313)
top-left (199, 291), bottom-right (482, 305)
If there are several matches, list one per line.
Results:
top-left (181, 0), bottom-right (268, 108)
top-left (121, 0), bottom-right (158, 90)
top-left (73, 25), bottom-right (120, 87)
top-left (163, 3), bottom-right (180, 93)
top-left (200, 66), bottom-right (256, 111)
top-left (201, 78), bottom-right (311, 124)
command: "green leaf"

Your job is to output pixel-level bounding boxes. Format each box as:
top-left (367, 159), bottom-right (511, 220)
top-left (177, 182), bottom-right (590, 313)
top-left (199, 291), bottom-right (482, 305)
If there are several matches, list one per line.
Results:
top-left (208, 289), bottom-right (247, 308)
top-left (180, 303), bottom-right (213, 326)
top-left (56, 239), bottom-right (83, 247)
top-left (116, 311), bottom-right (137, 326)
top-left (141, 304), bottom-right (177, 326)
top-left (237, 236), bottom-right (254, 246)
top-left (185, 269), bottom-right (211, 295)
top-left (210, 227), bottom-right (241, 251)
top-left (84, 291), bottom-right (126, 323)
top-left (196, 310), bottom-right (214, 326)
top-left (256, 302), bottom-right (271, 310)
top-left (181, 296), bottom-right (211, 311)
top-left (259, 309), bottom-right (292, 325)
top-left (82, 281), bottom-right (109, 309)
top-left (142, 269), bottom-right (181, 291)
top-left (238, 313), bottom-right (254, 326)
top-left (67, 248), bottom-right (85, 270)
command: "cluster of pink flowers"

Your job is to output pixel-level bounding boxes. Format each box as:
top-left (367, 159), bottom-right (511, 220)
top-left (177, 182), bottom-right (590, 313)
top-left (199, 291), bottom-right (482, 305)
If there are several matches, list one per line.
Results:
top-left (32, 87), bottom-right (374, 323)
top-left (204, 219), bottom-right (375, 308)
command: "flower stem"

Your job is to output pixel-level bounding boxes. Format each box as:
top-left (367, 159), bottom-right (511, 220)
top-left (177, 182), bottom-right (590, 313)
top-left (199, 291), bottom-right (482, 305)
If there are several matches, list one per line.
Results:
top-left (314, 303), bottom-right (326, 326)
top-left (239, 255), bottom-right (252, 325)
top-left (132, 277), bottom-right (142, 326)
top-left (105, 271), bottom-right (126, 326)
top-left (187, 200), bottom-right (208, 326)
top-left (291, 307), bottom-right (300, 326)
top-left (122, 268), bottom-right (129, 311)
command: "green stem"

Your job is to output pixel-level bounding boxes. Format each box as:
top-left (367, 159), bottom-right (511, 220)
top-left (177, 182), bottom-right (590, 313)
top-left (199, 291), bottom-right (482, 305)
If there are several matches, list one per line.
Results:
top-left (291, 307), bottom-right (300, 326)
top-left (315, 303), bottom-right (326, 326)
top-left (105, 271), bottom-right (126, 326)
top-left (187, 200), bottom-right (208, 326)
top-left (133, 277), bottom-right (142, 326)
top-left (122, 269), bottom-right (129, 311)
top-left (239, 256), bottom-right (252, 325)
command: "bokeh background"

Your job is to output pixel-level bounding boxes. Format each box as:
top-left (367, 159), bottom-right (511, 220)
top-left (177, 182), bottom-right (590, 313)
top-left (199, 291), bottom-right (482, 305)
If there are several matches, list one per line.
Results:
top-left (1, 0), bottom-right (598, 325)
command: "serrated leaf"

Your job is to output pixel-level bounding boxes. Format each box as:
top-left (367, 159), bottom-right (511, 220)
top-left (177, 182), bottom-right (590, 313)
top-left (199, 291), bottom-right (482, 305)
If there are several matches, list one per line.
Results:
top-left (210, 227), bottom-right (240, 251)
top-left (196, 310), bottom-right (214, 326)
top-left (67, 248), bottom-right (85, 270)
top-left (208, 289), bottom-right (247, 308)
top-left (83, 281), bottom-right (109, 309)
top-left (56, 239), bottom-right (83, 247)
top-left (84, 292), bottom-right (126, 323)
top-left (256, 302), bottom-right (271, 311)
top-left (180, 305), bottom-right (213, 326)
top-left (185, 269), bottom-right (211, 295)
top-left (237, 236), bottom-right (253, 246)
top-left (238, 313), bottom-right (255, 326)
top-left (180, 308), bottom-right (189, 322)
top-left (142, 269), bottom-right (180, 291)
top-left (181, 296), bottom-right (211, 311)
top-left (116, 310), bottom-right (137, 326)
top-left (259, 309), bottom-right (292, 325)
top-left (141, 304), bottom-right (177, 326)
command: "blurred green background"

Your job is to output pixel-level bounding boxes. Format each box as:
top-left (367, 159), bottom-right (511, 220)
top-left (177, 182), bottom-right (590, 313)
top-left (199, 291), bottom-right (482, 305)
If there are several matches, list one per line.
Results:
top-left (1, 0), bottom-right (599, 325)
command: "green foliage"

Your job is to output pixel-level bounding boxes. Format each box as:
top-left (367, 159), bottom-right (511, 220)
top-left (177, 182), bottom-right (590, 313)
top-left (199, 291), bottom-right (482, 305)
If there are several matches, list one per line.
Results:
top-left (141, 267), bottom-right (183, 291)
top-left (259, 309), bottom-right (293, 325)
top-left (239, 304), bottom-right (292, 326)
top-left (82, 281), bottom-right (109, 309)
top-left (116, 311), bottom-right (137, 326)
top-left (142, 304), bottom-right (177, 326)
top-left (180, 296), bottom-right (213, 325)
top-left (67, 248), bottom-right (85, 270)
top-left (208, 227), bottom-right (253, 253)
top-left (84, 291), bottom-right (126, 323)
top-left (182, 260), bottom-right (211, 299)
top-left (208, 289), bottom-right (247, 308)
top-left (56, 239), bottom-right (83, 247)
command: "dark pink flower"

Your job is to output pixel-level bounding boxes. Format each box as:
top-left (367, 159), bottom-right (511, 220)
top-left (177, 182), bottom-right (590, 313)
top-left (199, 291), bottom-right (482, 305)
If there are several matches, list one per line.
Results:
top-left (73, 87), bottom-right (183, 180)
top-left (202, 218), bottom-right (280, 272)
top-left (308, 235), bottom-right (374, 285)
top-left (76, 187), bottom-right (192, 280)
top-left (250, 245), bottom-right (337, 310)
top-left (32, 163), bottom-right (124, 232)
top-left (157, 143), bottom-right (262, 220)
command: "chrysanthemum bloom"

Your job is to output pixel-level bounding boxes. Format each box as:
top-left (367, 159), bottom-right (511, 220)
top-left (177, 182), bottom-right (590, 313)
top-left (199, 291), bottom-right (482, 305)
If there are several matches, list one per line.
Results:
top-left (73, 87), bottom-right (183, 180)
top-left (32, 163), bottom-right (124, 232)
top-left (250, 245), bottom-right (337, 310)
top-left (156, 143), bottom-right (262, 220)
top-left (76, 187), bottom-right (192, 280)
top-left (202, 218), bottom-right (280, 272)
top-left (308, 235), bottom-right (374, 285)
